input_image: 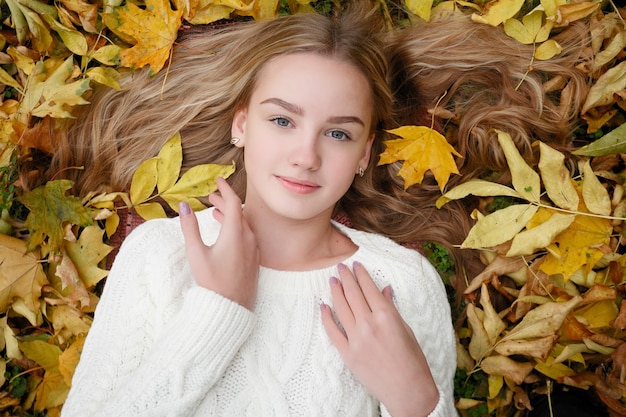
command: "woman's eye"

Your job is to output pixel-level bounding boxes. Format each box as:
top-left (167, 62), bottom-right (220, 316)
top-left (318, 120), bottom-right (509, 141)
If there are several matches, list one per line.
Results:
top-left (329, 130), bottom-right (350, 141)
top-left (272, 117), bottom-right (291, 127)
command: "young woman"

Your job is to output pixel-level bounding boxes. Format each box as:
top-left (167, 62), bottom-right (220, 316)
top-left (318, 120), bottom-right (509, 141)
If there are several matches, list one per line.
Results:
top-left (59, 5), bottom-right (457, 417)
top-left (50, 2), bottom-right (591, 415)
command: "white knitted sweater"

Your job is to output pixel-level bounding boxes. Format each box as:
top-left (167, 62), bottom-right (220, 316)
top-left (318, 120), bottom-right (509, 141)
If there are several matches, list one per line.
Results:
top-left (61, 208), bottom-right (457, 417)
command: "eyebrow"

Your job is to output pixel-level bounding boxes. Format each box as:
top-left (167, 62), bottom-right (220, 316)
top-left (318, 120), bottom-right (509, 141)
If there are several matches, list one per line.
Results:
top-left (260, 97), bottom-right (365, 127)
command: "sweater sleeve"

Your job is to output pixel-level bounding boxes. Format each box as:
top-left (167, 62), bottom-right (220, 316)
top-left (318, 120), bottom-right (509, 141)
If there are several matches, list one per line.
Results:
top-left (61, 219), bottom-right (255, 417)
top-left (376, 251), bottom-right (458, 417)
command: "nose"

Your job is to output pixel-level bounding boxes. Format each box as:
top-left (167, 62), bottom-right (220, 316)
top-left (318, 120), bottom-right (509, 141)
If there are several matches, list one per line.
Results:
top-left (288, 134), bottom-right (321, 171)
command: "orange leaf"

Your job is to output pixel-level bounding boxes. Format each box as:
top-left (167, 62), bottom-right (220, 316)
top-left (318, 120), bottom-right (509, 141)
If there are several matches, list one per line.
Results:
top-left (379, 125), bottom-right (461, 191)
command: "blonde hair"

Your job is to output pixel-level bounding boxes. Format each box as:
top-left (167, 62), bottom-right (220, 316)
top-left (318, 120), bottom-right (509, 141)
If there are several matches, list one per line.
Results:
top-left (34, 8), bottom-right (591, 290)
top-left (41, 4), bottom-right (391, 199)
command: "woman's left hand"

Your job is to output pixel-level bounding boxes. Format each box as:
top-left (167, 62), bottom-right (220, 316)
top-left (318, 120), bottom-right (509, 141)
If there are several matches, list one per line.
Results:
top-left (320, 262), bottom-right (439, 417)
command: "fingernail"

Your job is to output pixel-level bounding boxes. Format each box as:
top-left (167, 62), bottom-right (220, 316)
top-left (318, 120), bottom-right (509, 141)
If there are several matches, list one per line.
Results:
top-left (353, 261), bottom-right (362, 269)
top-left (337, 263), bottom-right (347, 272)
top-left (387, 284), bottom-right (394, 298)
top-left (179, 201), bottom-right (191, 216)
top-left (319, 302), bottom-right (326, 312)
top-left (329, 276), bottom-right (339, 286)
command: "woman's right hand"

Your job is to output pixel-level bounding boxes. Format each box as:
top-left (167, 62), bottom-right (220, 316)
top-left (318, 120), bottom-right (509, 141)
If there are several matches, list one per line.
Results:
top-left (179, 177), bottom-right (260, 310)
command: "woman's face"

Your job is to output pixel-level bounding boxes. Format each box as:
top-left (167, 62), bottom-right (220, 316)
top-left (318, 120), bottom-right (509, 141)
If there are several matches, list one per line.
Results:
top-left (232, 52), bottom-right (375, 223)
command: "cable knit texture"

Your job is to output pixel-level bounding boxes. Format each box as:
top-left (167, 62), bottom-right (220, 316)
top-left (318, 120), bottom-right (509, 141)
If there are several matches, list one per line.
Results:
top-left (62, 208), bottom-right (457, 417)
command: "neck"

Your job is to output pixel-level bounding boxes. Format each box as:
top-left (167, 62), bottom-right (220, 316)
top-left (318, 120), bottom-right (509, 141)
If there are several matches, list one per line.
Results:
top-left (243, 206), bottom-right (356, 271)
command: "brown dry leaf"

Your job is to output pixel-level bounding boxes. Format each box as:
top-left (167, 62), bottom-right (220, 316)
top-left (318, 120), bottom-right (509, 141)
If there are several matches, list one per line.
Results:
top-left (465, 255), bottom-right (527, 294)
top-left (53, 249), bottom-right (91, 308)
top-left (0, 234), bottom-right (48, 314)
top-left (500, 296), bottom-right (581, 342)
top-left (467, 303), bottom-right (492, 361)
top-left (610, 300), bottom-right (626, 330)
top-left (494, 335), bottom-right (558, 360)
top-left (480, 355), bottom-right (534, 385)
top-left (18, 117), bottom-right (57, 154)
top-left (480, 283), bottom-right (506, 345)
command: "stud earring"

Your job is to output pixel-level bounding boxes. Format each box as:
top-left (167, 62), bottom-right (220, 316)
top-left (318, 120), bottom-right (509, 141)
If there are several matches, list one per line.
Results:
top-left (358, 166), bottom-right (365, 177)
top-left (230, 137), bottom-right (240, 145)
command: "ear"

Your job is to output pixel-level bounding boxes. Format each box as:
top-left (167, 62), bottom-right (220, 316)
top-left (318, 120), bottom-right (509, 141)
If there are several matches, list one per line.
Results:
top-left (358, 133), bottom-right (376, 169)
top-left (231, 107), bottom-right (248, 147)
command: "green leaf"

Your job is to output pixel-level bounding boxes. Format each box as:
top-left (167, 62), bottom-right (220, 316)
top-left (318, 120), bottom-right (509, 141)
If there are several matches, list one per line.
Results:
top-left (18, 180), bottom-right (93, 252)
top-left (573, 123), bottom-right (626, 156)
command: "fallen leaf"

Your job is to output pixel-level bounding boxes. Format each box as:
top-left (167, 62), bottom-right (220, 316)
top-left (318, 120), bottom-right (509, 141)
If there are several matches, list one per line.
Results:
top-left (379, 125), bottom-right (462, 191)
top-left (581, 160), bottom-right (611, 216)
top-left (0, 234), bottom-right (48, 313)
top-left (496, 130), bottom-right (540, 203)
top-left (582, 61), bottom-right (626, 114)
top-left (65, 225), bottom-right (113, 289)
top-left (461, 204), bottom-right (538, 249)
top-left (573, 123), bottom-right (626, 156)
top-left (467, 303), bottom-right (492, 361)
top-left (106, 0), bottom-right (183, 73)
top-left (18, 179), bottom-right (93, 252)
top-left (471, 0), bottom-right (525, 26)
top-left (405, 0), bottom-right (434, 21)
top-left (480, 355), bottom-right (534, 385)
top-left (436, 179), bottom-right (522, 209)
top-left (494, 335), bottom-right (558, 360)
top-left (500, 296), bottom-right (581, 342)
top-left (539, 212), bottom-right (611, 280)
top-left (538, 142), bottom-right (579, 210)
top-left (507, 210), bottom-right (575, 257)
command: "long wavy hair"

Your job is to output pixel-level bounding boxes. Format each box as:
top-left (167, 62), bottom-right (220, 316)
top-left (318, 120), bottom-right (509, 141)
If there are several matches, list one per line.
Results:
top-left (33, 5), bottom-right (591, 291)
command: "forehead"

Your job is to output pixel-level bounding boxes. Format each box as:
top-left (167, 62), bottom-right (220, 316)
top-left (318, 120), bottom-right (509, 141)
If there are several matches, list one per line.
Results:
top-left (251, 53), bottom-right (374, 122)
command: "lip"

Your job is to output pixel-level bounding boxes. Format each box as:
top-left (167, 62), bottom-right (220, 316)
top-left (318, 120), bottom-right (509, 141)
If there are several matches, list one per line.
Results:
top-left (276, 176), bottom-right (321, 194)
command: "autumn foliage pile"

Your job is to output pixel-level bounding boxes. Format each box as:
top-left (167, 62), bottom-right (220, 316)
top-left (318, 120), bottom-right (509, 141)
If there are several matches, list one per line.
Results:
top-left (0, 0), bottom-right (625, 415)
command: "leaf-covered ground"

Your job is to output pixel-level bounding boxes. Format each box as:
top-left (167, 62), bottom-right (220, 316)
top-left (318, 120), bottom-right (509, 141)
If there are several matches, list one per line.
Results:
top-left (0, 0), bottom-right (625, 416)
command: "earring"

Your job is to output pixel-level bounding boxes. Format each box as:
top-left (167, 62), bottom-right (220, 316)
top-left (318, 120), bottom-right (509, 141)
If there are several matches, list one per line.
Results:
top-left (230, 137), bottom-right (240, 145)
top-left (358, 166), bottom-right (365, 177)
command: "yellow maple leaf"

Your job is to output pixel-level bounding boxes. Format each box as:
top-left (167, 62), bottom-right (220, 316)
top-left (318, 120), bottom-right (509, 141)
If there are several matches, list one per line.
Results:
top-left (379, 125), bottom-right (461, 191)
top-left (539, 213), bottom-right (612, 280)
top-left (106, 0), bottom-right (183, 73)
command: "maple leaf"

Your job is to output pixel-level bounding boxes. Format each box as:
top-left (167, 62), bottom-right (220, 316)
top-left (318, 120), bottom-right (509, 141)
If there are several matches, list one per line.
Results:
top-left (105, 0), bottom-right (183, 73)
top-left (378, 125), bottom-right (461, 191)
top-left (539, 213), bottom-right (612, 280)
top-left (18, 179), bottom-right (93, 252)
top-left (65, 225), bottom-right (113, 289)
top-left (20, 340), bottom-right (69, 410)
top-left (0, 234), bottom-right (48, 314)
